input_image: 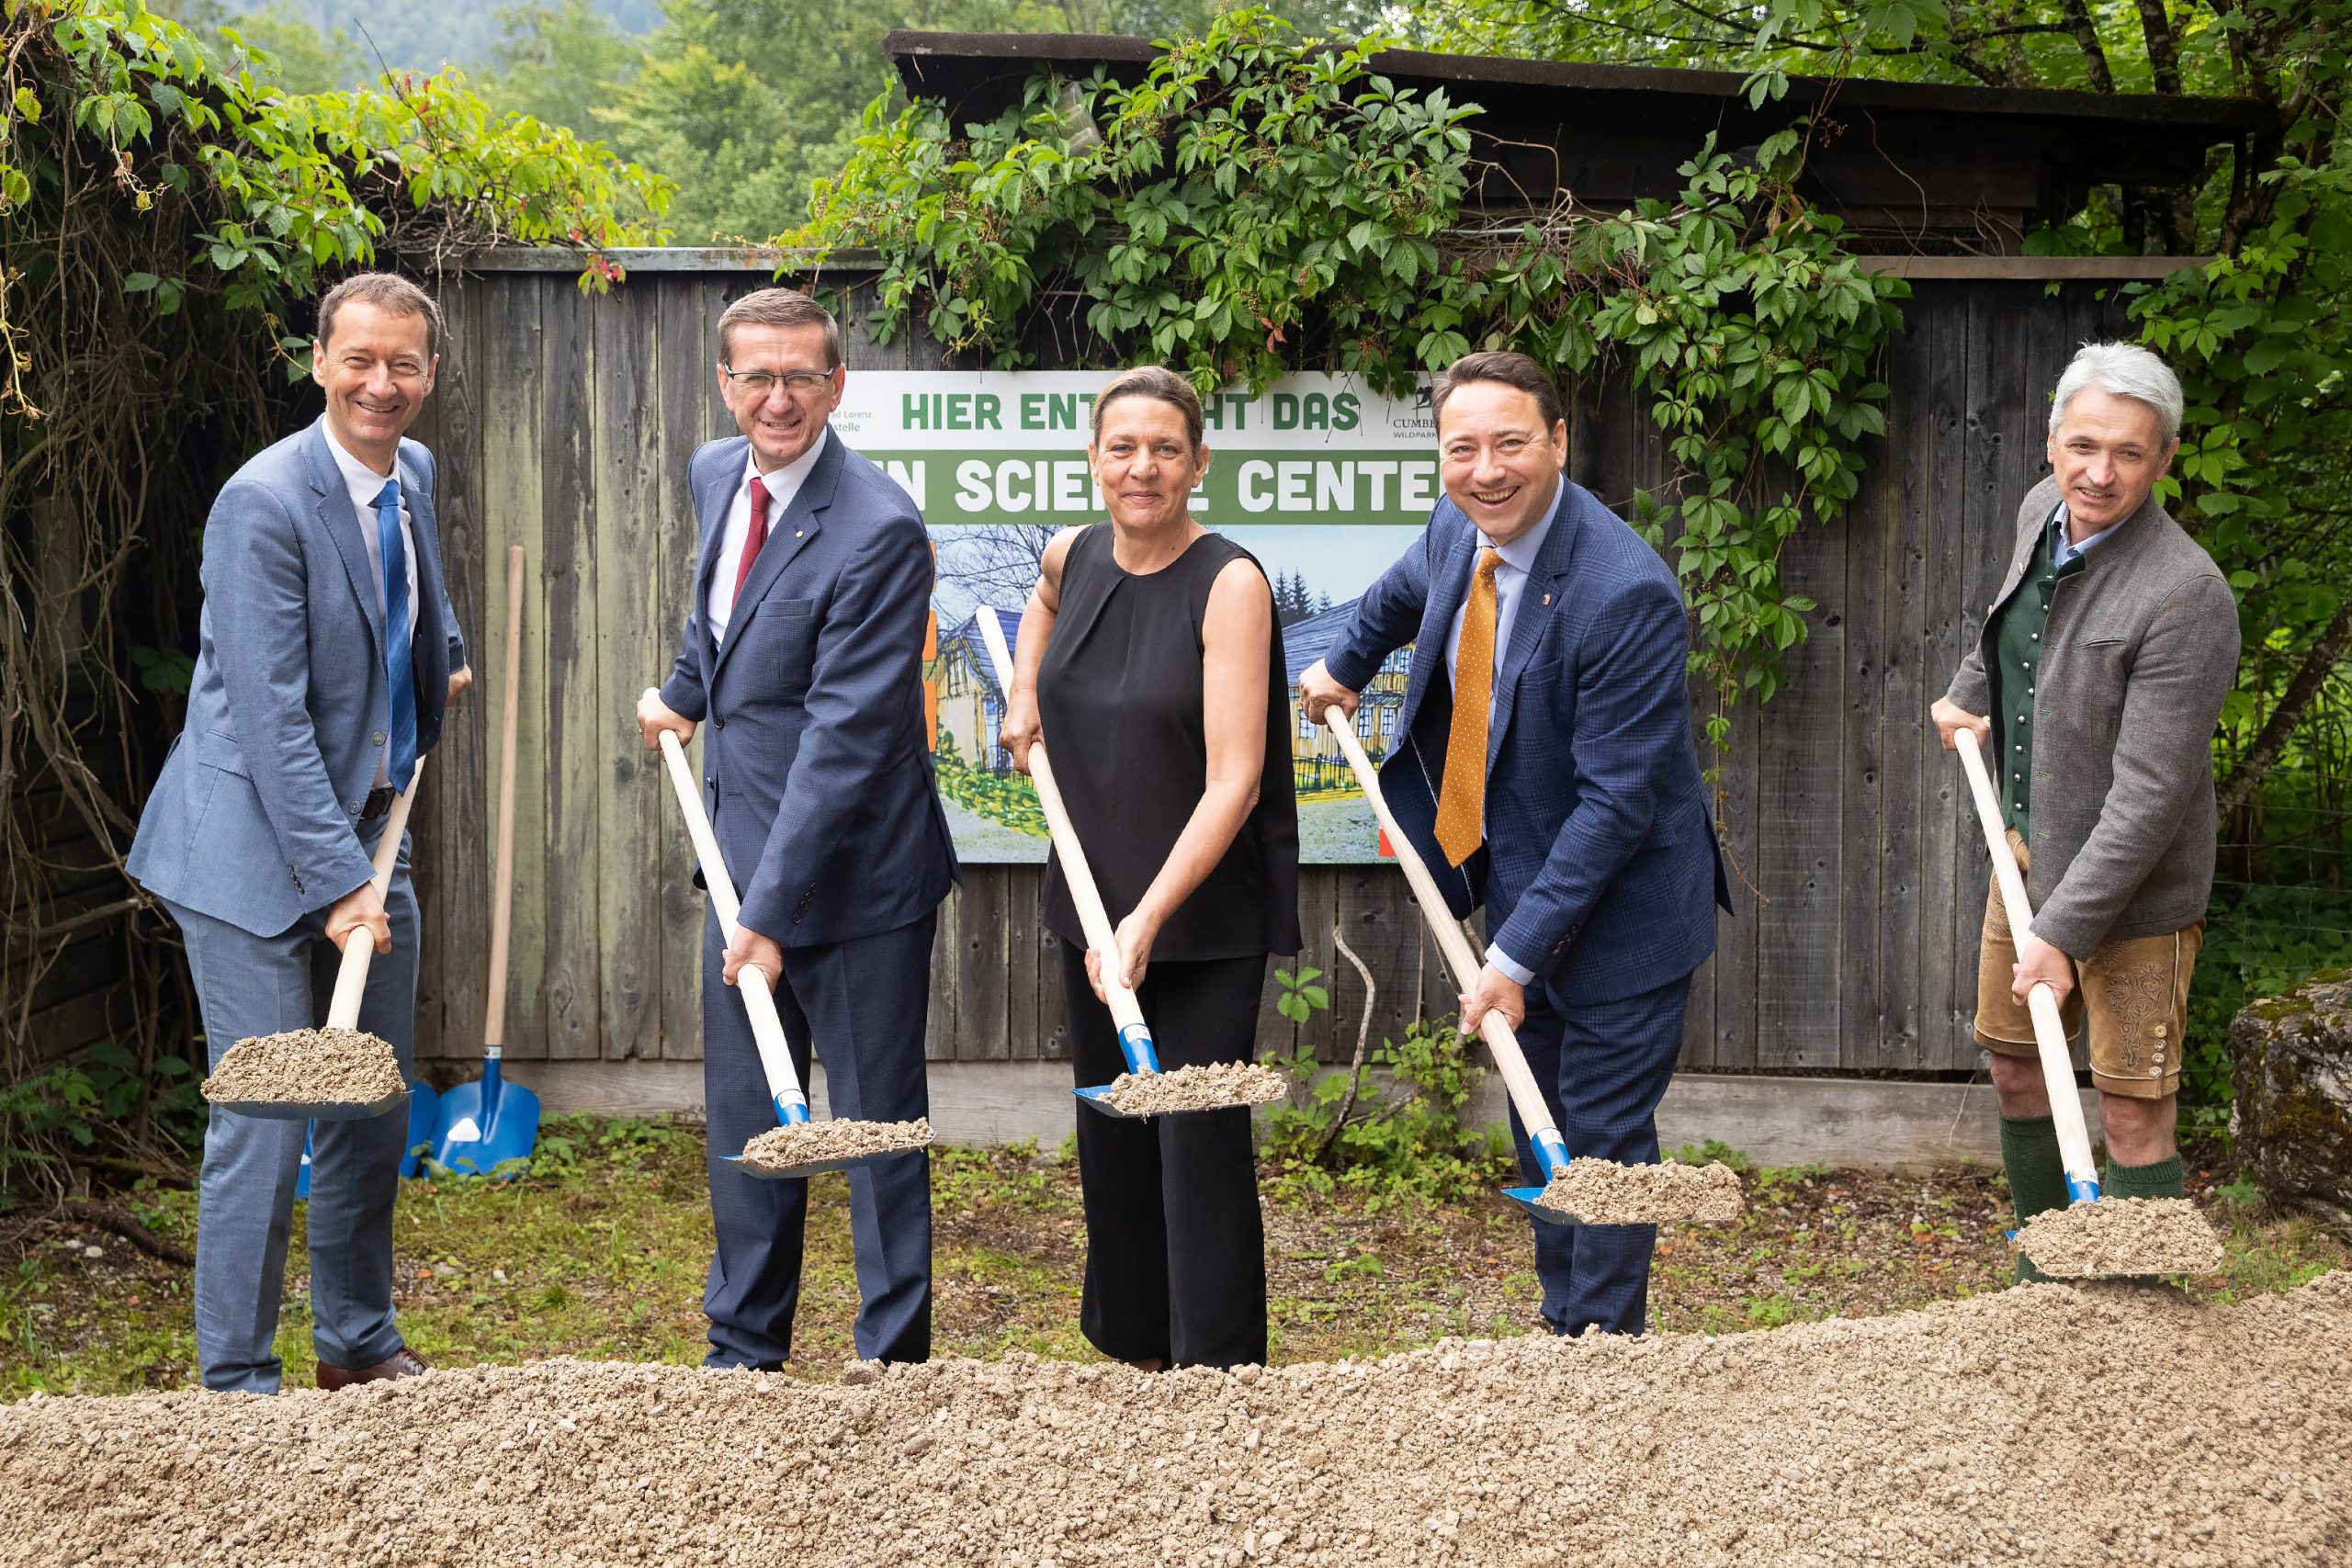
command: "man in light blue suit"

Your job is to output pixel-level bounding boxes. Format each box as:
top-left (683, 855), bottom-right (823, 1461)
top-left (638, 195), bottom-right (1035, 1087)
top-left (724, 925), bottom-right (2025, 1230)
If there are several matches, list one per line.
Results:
top-left (636, 288), bottom-right (956, 1368)
top-left (1301, 351), bottom-right (1729, 1337)
top-left (128, 273), bottom-right (469, 1392)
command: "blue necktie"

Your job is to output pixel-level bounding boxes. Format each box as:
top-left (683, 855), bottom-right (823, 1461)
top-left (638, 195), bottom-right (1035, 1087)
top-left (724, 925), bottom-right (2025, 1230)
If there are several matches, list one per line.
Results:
top-left (375, 478), bottom-right (416, 792)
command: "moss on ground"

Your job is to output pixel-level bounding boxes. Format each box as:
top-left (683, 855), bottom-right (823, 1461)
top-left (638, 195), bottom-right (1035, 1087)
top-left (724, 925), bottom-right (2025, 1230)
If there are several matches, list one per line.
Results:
top-left (0, 1115), bottom-right (2342, 1396)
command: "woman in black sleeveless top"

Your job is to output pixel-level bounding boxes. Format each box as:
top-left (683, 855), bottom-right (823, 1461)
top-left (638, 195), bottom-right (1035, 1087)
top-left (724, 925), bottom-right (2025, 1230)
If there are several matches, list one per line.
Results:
top-left (999, 367), bottom-right (1301, 1370)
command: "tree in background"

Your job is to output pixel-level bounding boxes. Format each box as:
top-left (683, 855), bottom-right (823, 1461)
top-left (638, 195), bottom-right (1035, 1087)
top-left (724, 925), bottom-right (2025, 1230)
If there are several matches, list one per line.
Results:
top-left (154, 0), bottom-right (363, 91)
top-left (370, 0), bottom-right (1381, 241)
top-left (484, 0), bottom-right (643, 132)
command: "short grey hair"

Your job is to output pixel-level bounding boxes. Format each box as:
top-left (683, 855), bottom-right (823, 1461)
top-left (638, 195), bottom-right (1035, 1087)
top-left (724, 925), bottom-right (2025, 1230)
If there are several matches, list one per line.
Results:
top-left (2048, 342), bottom-right (2183, 446)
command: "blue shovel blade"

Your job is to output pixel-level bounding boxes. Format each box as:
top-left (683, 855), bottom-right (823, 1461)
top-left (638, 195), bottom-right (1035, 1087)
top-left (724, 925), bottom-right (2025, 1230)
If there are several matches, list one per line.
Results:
top-left (429, 1077), bottom-right (542, 1179)
top-left (400, 1084), bottom-right (439, 1179)
top-left (1504, 1184), bottom-right (1577, 1226)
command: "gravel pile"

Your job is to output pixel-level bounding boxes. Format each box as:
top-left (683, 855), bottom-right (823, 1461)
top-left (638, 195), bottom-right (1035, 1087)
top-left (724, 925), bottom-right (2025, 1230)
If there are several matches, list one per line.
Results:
top-left (4, 1272), bottom-right (2345, 1567)
top-left (1534, 1158), bottom-right (1745, 1224)
top-left (199, 1027), bottom-right (404, 1109)
top-left (1102, 1063), bottom-right (1288, 1116)
top-left (740, 1118), bottom-right (934, 1175)
top-left (2013, 1196), bottom-right (2226, 1278)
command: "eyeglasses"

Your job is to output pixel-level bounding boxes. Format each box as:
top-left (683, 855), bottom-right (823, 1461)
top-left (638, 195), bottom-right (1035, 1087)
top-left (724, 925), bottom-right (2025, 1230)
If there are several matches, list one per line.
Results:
top-left (721, 367), bottom-right (835, 397)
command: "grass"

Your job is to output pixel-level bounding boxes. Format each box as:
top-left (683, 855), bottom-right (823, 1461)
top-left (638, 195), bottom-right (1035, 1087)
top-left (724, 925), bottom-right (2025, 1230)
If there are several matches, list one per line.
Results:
top-left (1, 1115), bottom-right (2343, 1397)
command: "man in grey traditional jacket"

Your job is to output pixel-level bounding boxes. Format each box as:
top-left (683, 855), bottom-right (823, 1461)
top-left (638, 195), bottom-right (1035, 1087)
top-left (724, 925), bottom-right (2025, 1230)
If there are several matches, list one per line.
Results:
top-left (1931, 341), bottom-right (2239, 1276)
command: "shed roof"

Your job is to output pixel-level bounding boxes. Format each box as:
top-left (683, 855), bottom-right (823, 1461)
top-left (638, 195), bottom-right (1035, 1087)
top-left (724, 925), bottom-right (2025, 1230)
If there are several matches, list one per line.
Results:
top-left (883, 30), bottom-right (2269, 254)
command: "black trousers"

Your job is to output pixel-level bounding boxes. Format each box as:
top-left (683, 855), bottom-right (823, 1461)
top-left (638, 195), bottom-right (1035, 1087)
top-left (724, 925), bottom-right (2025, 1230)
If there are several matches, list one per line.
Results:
top-left (1060, 944), bottom-right (1268, 1369)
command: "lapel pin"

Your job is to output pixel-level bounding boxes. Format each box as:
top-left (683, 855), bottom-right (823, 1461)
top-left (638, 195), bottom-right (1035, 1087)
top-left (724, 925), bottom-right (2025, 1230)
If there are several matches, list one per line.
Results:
top-left (1543, 592), bottom-right (1552, 605)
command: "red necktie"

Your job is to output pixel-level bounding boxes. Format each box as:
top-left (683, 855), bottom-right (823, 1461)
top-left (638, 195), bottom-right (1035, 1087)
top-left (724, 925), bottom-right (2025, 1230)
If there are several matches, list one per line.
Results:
top-left (731, 475), bottom-right (772, 604)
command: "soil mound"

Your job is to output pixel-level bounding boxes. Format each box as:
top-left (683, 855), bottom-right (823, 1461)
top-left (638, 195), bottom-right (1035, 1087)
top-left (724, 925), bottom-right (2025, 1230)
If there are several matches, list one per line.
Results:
top-left (3, 1272), bottom-right (2345, 1566)
top-left (199, 1027), bottom-right (403, 1108)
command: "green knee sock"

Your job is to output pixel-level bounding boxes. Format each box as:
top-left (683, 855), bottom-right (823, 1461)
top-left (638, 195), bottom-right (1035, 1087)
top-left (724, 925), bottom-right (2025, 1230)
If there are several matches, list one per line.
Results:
top-left (2000, 1114), bottom-right (2070, 1284)
top-left (2103, 1153), bottom-right (2186, 1201)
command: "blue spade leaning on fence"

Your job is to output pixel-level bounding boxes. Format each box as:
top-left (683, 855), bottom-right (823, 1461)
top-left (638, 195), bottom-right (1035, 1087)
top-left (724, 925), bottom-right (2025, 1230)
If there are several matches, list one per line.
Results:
top-left (1322, 711), bottom-right (1744, 1226)
top-left (974, 606), bottom-right (1285, 1120)
top-left (428, 544), bottom-right (541, 1178)
top-left (653, 723), bottom-right (933, 1178)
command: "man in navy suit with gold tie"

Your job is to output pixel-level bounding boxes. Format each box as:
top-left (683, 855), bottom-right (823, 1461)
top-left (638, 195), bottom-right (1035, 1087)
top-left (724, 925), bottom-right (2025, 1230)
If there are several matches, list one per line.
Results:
top-left (635, 288), bottom-right (956, 1368)
top-left (1301, 351), bottom-right (1727, 1337)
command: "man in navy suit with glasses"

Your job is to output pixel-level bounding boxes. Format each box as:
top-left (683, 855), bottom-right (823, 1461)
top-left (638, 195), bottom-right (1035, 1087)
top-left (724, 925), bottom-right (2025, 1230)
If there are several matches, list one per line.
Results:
top-left (635, 287), bottom-right (956, 1369)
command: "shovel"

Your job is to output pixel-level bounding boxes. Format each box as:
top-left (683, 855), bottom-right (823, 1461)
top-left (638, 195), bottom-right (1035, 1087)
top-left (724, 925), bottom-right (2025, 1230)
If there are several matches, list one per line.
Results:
top-left (227, 762), bottom-right (423, 1133)
top-left (973, 607), bottom-right (1279, 1120)
top-left (429, 544), bottom-right (542, 1178)
top-left (1322, 712), bottom-right (1741, 1226)
top-left (654, 724), bottom-right (930, 1178)
top-left (295, 770), bottom-right (435, 1194)
top-left (1952, 727), bottom-right (2220, 1277)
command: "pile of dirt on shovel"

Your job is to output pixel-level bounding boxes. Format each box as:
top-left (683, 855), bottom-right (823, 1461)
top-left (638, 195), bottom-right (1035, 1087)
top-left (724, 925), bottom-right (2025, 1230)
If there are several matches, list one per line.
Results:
top-left (740, 1117), bottom-right (933, 1175)
top-left (5, 1274), bottom-right (2346, 1567)
top-left (1102, 1062), bottom-right (1288, 1116)
top-left (2013, 1196), bottom-right (2226, 1277)
top-left (199, 1026), bottom-right (404, 1107)
top-left (1534, 1157), bottom-right (1745, 1224)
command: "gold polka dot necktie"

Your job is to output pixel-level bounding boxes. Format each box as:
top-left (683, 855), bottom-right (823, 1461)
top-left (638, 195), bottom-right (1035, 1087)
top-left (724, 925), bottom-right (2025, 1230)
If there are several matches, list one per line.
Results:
top-left (1435, 547), bottom-right (1502, 867)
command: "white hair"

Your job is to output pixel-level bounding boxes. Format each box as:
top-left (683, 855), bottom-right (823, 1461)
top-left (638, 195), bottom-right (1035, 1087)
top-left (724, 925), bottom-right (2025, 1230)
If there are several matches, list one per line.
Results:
top-left (2048, 342), bottom-right (2183, 446)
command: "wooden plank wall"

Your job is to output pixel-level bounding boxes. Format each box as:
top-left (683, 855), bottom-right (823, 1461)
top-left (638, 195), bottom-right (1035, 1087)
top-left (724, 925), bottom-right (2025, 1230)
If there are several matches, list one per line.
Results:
top-left (406, 268), bottom-right (2125, 1078)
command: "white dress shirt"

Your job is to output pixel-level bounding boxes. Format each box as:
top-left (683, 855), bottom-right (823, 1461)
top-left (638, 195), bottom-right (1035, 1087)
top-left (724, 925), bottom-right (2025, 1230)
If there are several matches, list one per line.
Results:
top-left (707, 429), bottom-right (830, 641)
top-left (322, 423), bottom-right (420, 788)
top-left (1439, 479), bottom-right (1561, 987)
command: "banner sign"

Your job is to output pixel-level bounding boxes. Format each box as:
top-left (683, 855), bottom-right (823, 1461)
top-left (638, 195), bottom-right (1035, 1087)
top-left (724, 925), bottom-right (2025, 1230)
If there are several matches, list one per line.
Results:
top-left (840, 372), bottom-right (1435, 865)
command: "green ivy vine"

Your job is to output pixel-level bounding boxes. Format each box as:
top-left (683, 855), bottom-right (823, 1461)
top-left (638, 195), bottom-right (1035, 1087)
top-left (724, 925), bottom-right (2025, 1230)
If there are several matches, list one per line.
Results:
top-left (796, 8), bottom-right (1905, 738)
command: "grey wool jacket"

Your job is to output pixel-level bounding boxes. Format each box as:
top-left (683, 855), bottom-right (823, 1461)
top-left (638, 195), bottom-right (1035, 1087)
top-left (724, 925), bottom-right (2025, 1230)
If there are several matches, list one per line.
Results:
top-left (1946, 476), bottom-right (2240, 960)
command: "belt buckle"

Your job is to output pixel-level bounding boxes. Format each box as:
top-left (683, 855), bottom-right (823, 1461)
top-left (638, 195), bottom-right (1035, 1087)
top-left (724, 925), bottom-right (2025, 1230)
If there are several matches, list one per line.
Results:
top-left (361, 785), bottom-right (398, 821)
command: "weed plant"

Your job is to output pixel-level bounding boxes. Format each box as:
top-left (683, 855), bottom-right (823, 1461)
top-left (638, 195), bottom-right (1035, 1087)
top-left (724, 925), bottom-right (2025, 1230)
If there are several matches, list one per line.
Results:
top-left (1261, 1016), bottom-right (1515, 1209)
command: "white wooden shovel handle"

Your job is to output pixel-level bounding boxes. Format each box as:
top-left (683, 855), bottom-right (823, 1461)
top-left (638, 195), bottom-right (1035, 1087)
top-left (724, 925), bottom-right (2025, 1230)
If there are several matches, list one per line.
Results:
top-left (325, 758), bottom-right (424, 1031)
top-left (973, 609), bottom-right (1151, 1041)
top-left (1320, 712), bottom-right (1565, 1158)
top-left (1952, 727), bottom-right (2099, 1190)
top-left (655, 724), bottom-right (808, 1111)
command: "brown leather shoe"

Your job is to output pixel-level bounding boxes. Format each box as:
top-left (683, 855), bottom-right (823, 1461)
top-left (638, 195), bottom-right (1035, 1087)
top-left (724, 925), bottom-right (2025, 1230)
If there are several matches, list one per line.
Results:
top-left (315, 1347), bottom-right (430, 1391)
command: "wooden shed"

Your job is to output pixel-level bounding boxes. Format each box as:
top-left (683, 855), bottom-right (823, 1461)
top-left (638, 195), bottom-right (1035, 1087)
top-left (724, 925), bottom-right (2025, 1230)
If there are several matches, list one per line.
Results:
top-left (77, 35), bottom-right (2266, 1152)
